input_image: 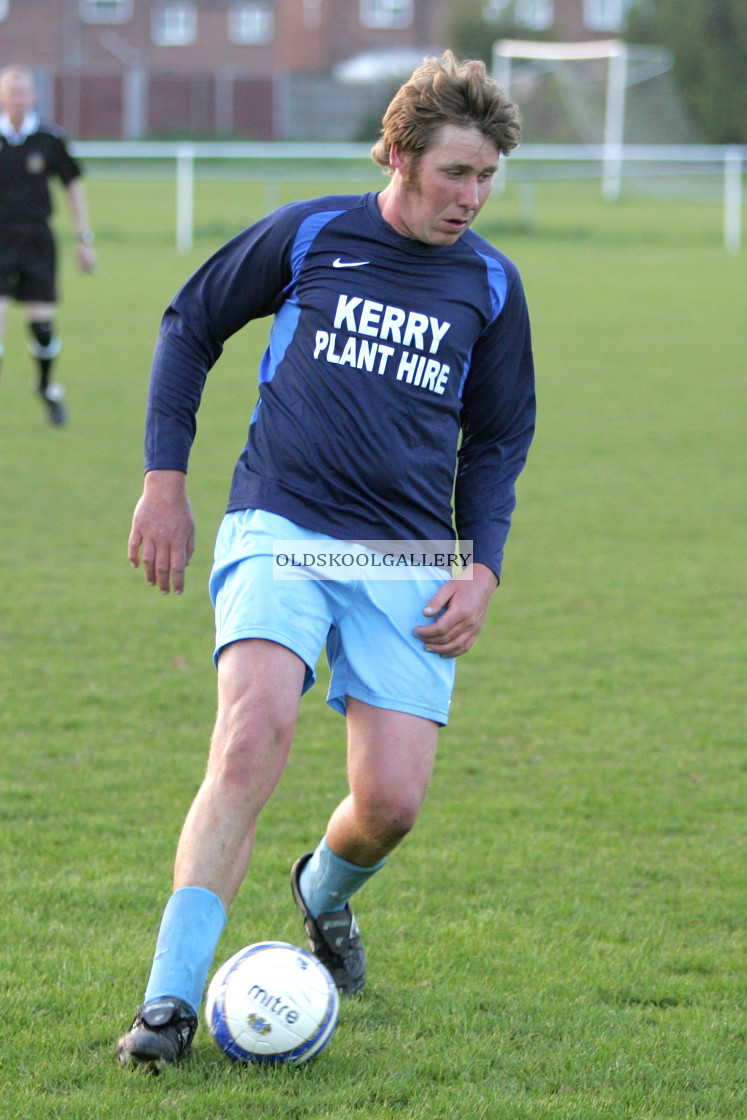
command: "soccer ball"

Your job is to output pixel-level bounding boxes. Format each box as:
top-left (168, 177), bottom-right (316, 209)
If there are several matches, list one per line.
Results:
top-left (205, 941), bottom-right (340, 1065)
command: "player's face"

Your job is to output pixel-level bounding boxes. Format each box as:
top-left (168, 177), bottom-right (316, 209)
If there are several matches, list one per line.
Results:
top-left (0, 71), bottom-right (37, 126)
top-left (386, 124), bottom-right (500, 246)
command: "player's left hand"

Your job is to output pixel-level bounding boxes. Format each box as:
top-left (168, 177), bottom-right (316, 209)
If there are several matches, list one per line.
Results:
top-left (413, 563), bottom-right (499, 658)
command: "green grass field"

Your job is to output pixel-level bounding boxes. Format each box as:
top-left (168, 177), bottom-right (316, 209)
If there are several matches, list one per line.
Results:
top-left (0, 173), bottom-right (744, 1119)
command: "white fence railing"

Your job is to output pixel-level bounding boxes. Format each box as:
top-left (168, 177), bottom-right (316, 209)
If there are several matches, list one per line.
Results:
top-left (73, 141), bottom-right (745, 254)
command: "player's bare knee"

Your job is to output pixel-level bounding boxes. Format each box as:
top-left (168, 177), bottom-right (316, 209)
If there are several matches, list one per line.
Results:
top-left (206, 738), bottom-right (282, 815)
top-left (358, 793), bottom-right (421, 848)
top-left (214, 739), bottom-right (268, 795)
top-left (210, 700), bottom-right (295, 788)
top-left (228, 694), bottom-right (295, 751)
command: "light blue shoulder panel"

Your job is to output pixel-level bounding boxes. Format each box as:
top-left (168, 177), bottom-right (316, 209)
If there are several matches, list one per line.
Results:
top-left (254, 209), bottom-right (345, 413)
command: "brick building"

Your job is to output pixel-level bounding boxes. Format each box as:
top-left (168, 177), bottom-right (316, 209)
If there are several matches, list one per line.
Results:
top-left (0, 0), bottom-right (637, 139)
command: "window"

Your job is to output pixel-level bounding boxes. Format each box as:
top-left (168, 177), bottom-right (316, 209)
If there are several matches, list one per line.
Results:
top-left (360, 0), bottom-right (412, 30)
top-left (584, 0), bottom-right (633, 32)
top-left (152, 3), bottom-right (197, 45)
top-left (515, 0), bottom-right (554, 29)
top-left (0, 0), bottom-right (9, 21)
top-left (229, 3), bottom-right (274, 44)
top-left (79, 0), bottom-right (132, 23)
top-left (483, 0), bottom-right (554, 28)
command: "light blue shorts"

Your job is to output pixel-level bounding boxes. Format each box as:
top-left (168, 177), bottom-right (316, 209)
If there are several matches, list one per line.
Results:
top-left (209, 509), bottom-right (456, 725)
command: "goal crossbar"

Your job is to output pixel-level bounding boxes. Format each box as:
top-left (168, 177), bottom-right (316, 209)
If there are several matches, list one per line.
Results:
top-left (495, 38), bottom-right (627, 61)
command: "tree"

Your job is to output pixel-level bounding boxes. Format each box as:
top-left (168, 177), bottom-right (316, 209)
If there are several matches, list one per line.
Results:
top-left (448, 1), bottom-right (554, 66)
top-left (624, 0), bottom-right (746, 143)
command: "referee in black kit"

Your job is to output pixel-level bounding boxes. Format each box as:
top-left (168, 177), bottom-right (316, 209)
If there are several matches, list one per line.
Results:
top-left (0, 64), bottom-right (96, 425)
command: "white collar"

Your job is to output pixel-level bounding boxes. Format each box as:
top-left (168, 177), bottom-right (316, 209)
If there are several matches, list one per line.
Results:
top-left (0, 111), bottom-right (40, 143)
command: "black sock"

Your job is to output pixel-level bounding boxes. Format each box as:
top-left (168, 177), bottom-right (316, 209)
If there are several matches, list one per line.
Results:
top-left (27, 321), bottom-right (60, 394)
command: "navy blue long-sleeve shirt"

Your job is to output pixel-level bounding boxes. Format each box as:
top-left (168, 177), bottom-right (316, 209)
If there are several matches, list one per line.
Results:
top-left (145, 191), bottom-right (535, 579)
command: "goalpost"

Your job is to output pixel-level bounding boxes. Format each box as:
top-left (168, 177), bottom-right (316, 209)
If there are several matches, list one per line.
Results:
top-left (492, 38), bottom-right (673, 200)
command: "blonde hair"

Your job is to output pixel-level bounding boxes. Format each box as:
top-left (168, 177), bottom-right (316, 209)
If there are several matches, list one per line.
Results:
top-left (371, 50), bottom-right (520, 175)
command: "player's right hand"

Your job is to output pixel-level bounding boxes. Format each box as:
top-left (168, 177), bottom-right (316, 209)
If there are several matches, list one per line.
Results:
top-left (127, 470), bottom-right (195, 594)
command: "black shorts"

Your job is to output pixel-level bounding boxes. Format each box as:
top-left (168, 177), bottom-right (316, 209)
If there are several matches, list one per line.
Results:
top-left (0, 225), bottom-right (57, 303)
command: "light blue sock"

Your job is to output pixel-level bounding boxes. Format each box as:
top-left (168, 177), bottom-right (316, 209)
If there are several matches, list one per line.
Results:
top-left (144, 886), bottom-right (227, 1015)
top-left (299, 836), bottom-right (386, 918)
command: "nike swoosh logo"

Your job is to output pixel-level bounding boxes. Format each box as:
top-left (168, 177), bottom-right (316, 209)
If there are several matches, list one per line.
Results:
top-left (332, 258), bottom-right (370, 268)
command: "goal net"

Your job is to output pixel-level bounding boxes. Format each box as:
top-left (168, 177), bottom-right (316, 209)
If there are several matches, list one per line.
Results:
top-left (492, 39), bottom-right (703, 198)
